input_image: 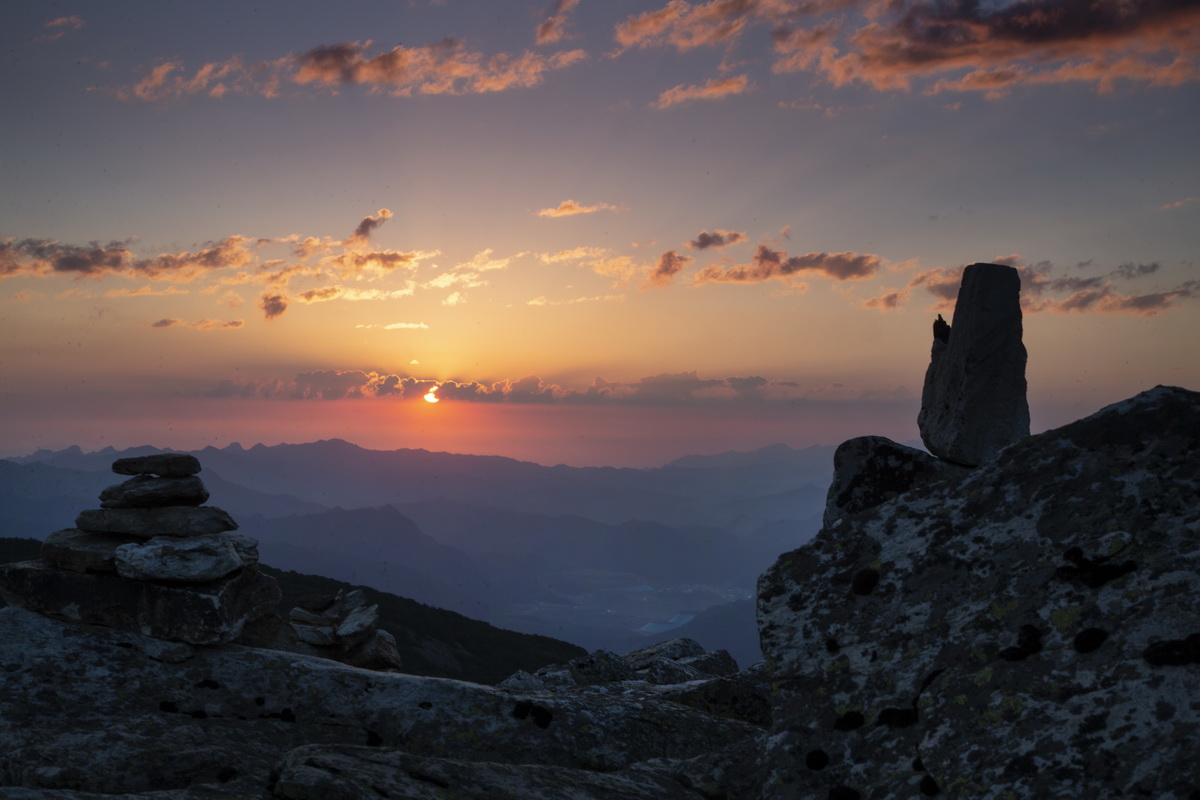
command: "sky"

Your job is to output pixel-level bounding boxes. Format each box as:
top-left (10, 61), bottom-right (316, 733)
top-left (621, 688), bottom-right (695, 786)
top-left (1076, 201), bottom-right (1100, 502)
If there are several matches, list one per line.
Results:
top-left (2, 0), bottom-right (1198, 467)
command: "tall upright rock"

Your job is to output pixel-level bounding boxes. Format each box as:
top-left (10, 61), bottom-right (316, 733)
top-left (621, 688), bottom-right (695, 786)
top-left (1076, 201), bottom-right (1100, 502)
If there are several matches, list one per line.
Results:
top-left (918, 262), bottom-right (1029, 466)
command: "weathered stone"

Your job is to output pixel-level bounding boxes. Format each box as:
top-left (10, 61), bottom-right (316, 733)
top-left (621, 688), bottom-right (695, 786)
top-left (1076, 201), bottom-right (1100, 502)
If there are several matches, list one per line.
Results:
top-left (292, 622), bottom-right (337, 646)
top-left (343, 629), bottom-right (403, 671)
top-left (40, 528), bottom-right (141, 573)
top-left (661, 669), bottom-right (773, 728)
top-left (271, 745), bottom-right (701, 800)
top-left (823, 435), bottom-right (971, 527)
top-left (289, 606), bottom-right (331, 626)
top-left (114, 534), bottom-right (245, 583)
top-left (918, 261), bottom-right (1030, 466)
top-left (0, 560), bottom-right (280, 644)
top-left (568, 649), bottom-right (635, 685)
top-left (334, 601), bottom-right (378, 644)
top-left (639, 657), bottom-right (706, 685)
top-left (0, 606), bottom-right (759, 796)
top-left (497, 670), bottom-right (547, 692)
top-left (757, 385), bottom-right (1200, 799)
top-left (623, 637), bottom-right (706, 669)
top-left (100, 474), bottom-right (209, 509)
top-left (112, 453), bottom-right (201, 477)
top-left (679, 648), bottom-right (740, 678)
top-left (224, 532), bottom-right (260, 565)
top-left (76, 505), bottom-right (237, 537)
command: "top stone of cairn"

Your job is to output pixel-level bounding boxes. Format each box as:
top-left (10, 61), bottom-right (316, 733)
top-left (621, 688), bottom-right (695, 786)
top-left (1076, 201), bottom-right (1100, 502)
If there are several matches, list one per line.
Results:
top-left (112, 453), bottom-right (202, 478)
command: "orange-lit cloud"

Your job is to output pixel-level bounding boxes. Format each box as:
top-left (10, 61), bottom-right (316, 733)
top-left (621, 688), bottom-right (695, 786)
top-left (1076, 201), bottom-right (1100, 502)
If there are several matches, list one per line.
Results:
top-left (148, 317), bottom-right (244, 330)
top-left (346, 208), bottom-right (393, 246)
top-left (537, 0), bottom-right (582, 44)
top-left (863, 289), bottom-right (908, 310)
top-left (260, 293), bottom-right (287, 320)
top-left (1162, 197), bottom-right (1200, 210)
top-left (687, 228), bottom-right (747, 250)
top-left (103, 286), bottom-right (190, 298)
top-left (696, 244), bottom-right (883, 283)
top-left (0, 236), bottom-right (255, 281)
top-left (538, 246), bottom-right (610, 263)
top-left (643, 249), bottom-right (693, 288)
top-left (655, 74), bottom-right (751, 107)
top-left (536, 199), bottom-right (625, 217)
top-left (37, 15), bottom-right (86, 42)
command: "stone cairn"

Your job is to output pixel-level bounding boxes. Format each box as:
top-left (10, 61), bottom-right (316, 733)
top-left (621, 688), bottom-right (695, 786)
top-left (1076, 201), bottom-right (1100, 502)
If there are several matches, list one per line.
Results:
top-left (0, 453), bottom-right (279, 645)
top-left (286, 587), bottom-right (404, 670)
top-left (825, 262), bottom-right (1030, 526)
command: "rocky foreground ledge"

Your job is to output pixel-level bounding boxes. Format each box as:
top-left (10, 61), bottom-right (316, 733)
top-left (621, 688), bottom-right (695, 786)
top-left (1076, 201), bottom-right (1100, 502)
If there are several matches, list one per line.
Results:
top-left (1, 385), bottom-right (1197, 799)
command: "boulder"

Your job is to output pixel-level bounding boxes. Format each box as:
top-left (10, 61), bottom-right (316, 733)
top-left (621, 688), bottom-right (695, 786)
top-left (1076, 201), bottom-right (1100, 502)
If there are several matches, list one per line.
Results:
top-left (113, 534), bottom-right (246, 583)
top-left (568, 649), bottom-right (636, 685)
top-left (112, 453), bottom-right (202, 477)
top-left (0, 605), bottom-right (760, 796)
top-left (917, 262), bottom-right (1030, 466)
top-left (624, 637), bottom-right (707, 669)
top-left (40, 528), bottom-right (141, 573)
top-left (0, 560), bottom-right (280, 644)
top-left (100, 474), bottom-right (210, 508)
top-left (76, 505), bottom-right (237, 537)
top-left (679, 648), bottom-right (740, 678)
top-left (757, 385), bottom-right (1200, 798)
top-left (823, 435), bottom-right (970, 527)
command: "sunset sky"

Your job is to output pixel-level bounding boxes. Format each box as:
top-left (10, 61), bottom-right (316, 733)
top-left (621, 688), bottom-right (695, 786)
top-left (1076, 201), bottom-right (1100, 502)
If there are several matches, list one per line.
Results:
top-left (3, 0), bottom-right (1198, 466)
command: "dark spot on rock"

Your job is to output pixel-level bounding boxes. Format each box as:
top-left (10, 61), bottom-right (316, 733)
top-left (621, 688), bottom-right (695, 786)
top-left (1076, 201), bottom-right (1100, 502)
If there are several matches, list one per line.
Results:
top-left (834, 710), bottom-right (865, 731)
top-left (367, 729), bottom-right (383, 746)
top-left (419, 701), bottom-right (433, 710)
top-left (304, 757), bottom-right (340, 775)
top-left (373, 788), bottom-right (390, 798)
top-left (1143, 634), bottom-right (1200, 666)
top-left (254, 696), bottom-right (265, 706)
top-left (918, 669), bottom-right (946, 693)
top-left (407, 770), bottom-right (449, 788)
top-left (1073, 627), bottom-right (1109, 654)
top-left (1155, 700), bottom-right (1176, 721)
top-left (919, 774), bottom-right (941, 796)
top-left (1005, 752), bottom-right (1036, 776)
top-left (512, 700), bottom-right (554, 729)
top-left (805, 750), bottom-right (829, 770)
top-left (159, 701), bottom-right (178, 713)
top-left (912, 756), bottom-right (925, 772)
top-left (280, 707), bottom-right (296, 722)
top-left (851, 568), bottom-right (880, 596)
top-left (217, 768), bottom-right (237, 783)
top-left (877, 707), bottom-right (918, 728)
top-left (828, 787), bottom-right (861, 800)
top-left (825, 637), bottom-right (840, 654)
top-left (1055, 549), bottom-right (1136, 588)
top-left (190, 709), bottom-right (208, 719)
top-left (194, 678), bottom-right (220, 689)
top-left (999, 624), bottom-right (1043, 661)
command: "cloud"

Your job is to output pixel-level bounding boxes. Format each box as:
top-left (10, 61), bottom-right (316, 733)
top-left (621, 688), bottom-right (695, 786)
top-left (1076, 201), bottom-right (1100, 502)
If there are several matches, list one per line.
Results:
top-left (537, 246), bottom-right (610, 263)
top-left (527, 294), bottom-right (626, 305)
top-left (103, 285), bottom-right (190, 298)
top-left (1161, 197), bottom-right (1200, 210)
top-left (643, 249), bottom-right (692, 288)
top-left (260, 293), bottom-right (288, 320)
top-left (655, 74), bottom-right (752, 107)
top-left (37, 15), bottom-right (85, 42)
top-left (910, 259), bottom-right (1199, 316)
top-left (807, 0), bottom-right (1200, 95)
top-left (293, 39), bottom-right (587, 96)
top-left (536, 199), bottom-right (624, 217)
top-left (0, 236), bottom-right (256, 282)
top-left (355, 322), bottom-right (429, 330)
top-left (148, 317), bottom-right (243, 330)
top-left (863, 289), bottom-right (908, 310)
top-left (537, 0), bottom-right (581, 44)
top-left (696, 244), bottom-right (883, 283)
top-left (296, 285), bottom-right (416, 303)
top-left (346, 208), bottom-right (393, 245)
top-left (613, 1), bottom-right (793, 53)
top-left (687, 229), bottom-right (747, 250)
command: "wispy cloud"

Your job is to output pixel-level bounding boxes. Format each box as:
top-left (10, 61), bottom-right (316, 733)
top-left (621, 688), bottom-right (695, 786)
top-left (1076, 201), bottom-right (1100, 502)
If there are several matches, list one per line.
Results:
top-left (536, 199), bottom-right (625, 217)
top-left (355, 322), bottom-right (429, 330)
top-left (36, 15), bottom-right (85, 43)
top-left (537, 0), bottom-right (582, 44)
top-left (1161, 197), bottom-right (1200, 211)
top-left (687, 229), bottom-right (747, 250)
top-left (148, 317), bottom-right (243, 330)
top-left (643, 249), bottom-right (693, 289)
top-left (696, 245), bottom-right (884, 284)
top-left (655, 74), bottom-right (751, 107)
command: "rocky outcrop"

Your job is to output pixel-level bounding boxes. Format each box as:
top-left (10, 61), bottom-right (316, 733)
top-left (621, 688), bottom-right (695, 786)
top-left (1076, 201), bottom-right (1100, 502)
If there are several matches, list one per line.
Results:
top-left (918, 262), bottom-right (1030, 466)
top-left (0, 453), bottom-right (277, 644)
top-left (287, 588), bottom-right (404, 671)
top-left (759, 385), bottom-right (1200, 798)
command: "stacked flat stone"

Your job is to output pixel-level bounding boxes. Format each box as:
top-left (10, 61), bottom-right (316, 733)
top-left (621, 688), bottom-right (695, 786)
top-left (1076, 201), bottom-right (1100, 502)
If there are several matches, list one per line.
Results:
top-left (289, 588), bottom-right (403, 670)
top-left (0, 453), bottom-right (279, 645)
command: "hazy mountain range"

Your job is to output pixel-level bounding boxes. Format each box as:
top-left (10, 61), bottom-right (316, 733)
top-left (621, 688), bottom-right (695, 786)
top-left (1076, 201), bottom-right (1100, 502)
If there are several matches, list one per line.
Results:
top-left (2, 439), bottom-right (835, 666)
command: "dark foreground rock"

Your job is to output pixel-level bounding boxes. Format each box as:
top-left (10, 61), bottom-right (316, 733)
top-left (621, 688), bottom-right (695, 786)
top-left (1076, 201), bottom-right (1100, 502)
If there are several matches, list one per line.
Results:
top-left (759, 385), bottom-right (1200, 799)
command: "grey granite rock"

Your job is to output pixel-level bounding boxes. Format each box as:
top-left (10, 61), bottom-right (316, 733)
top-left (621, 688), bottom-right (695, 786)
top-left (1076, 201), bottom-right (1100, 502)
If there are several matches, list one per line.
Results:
top-left (918, 262), bottom-right (1030, 466)
top-left (112, 453), bottom-right (201, 477)
top-left (624, 637), bottom-right (707, 669)
top-left (568, 649), bottom-right (636, 685)
top-left (40, 528), bottom-right (141, 573)
top-left (823, 435), bottom-right (971, 527)
top-left (679, 648), bottom-right (740, 678)
top-left (0, 606), bottom-right (759, 796)
top-left (758, 385), bottom-right (1200, 799)
top-left (100, 475), bottom-right (209, 508)
top-left (76, 505), bottom-right (237, 537)
top-left (0, 559), bottom-right (279, 644)
top-left (114, 534), bottom-right (245, 583)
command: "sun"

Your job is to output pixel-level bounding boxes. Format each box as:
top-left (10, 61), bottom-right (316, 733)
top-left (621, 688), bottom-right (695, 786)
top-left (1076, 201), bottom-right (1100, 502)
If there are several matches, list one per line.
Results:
top-left (423, 389), bottom-right (439, 403)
